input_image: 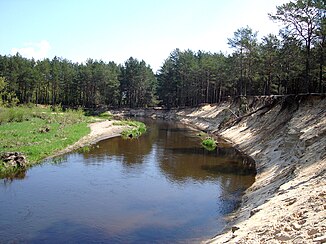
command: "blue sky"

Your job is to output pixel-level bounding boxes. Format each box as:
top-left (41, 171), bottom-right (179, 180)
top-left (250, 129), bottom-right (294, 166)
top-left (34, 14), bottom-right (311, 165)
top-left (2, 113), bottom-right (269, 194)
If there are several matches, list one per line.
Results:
top-left (0, 0), bottom-right (287, 71)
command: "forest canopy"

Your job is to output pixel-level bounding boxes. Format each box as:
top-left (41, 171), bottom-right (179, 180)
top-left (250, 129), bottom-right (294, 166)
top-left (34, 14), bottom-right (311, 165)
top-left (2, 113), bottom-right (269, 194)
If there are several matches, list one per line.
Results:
top-left (0, 0), bottom-right (325, 108)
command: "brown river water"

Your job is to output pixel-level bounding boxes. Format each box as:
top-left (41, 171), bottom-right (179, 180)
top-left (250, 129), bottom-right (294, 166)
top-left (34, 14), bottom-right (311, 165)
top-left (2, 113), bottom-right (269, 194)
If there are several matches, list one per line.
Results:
top-left (0, 119), bottom-right (255, 243)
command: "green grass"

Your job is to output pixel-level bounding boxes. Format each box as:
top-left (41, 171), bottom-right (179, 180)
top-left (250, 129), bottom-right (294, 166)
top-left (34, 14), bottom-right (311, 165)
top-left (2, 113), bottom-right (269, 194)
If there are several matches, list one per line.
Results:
top-left (98, 112), bottom-right (113, 120)
top-left (0, 106), bottom-right (91, 177)
top-left (113, 120), bottom-right (147, 139)
top-left (0, 106), bottom-right (32, 123)
top-left (0, 106), bottom-right (146, 177)
top-left (201, 137), bottom-right (217, 151)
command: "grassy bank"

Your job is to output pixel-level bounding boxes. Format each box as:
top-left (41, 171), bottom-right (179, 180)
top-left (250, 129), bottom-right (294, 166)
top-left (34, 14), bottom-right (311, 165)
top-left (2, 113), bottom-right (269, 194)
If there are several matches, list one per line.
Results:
top-left (113, 120), bottom-right (147, 139)
top-left (0, 106), bottom-right (92, 177)
top-left (0, 107), bottom-right (147, 178)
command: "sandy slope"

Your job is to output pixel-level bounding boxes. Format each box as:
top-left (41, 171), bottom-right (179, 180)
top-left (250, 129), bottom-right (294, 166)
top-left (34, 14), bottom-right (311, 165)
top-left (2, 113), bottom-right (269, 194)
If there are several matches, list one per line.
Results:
top-left (205, 97), bottom-right (326, 243)
top-left (113, 95), bottom-right (326, 243)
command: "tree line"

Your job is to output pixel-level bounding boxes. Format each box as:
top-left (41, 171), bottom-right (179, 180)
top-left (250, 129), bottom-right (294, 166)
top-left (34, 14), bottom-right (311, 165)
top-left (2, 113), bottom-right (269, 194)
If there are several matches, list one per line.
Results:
top-left (0, 56), bottom-right (156, 108)
top-left (0, 0), bottom-right (325, 109)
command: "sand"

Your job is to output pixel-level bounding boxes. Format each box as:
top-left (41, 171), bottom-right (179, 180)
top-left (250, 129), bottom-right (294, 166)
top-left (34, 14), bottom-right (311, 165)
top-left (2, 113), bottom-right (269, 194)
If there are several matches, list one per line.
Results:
top-left (205, 97), bottom-right (326, 243)
top-left (53, 120), bottom-right (127, 157)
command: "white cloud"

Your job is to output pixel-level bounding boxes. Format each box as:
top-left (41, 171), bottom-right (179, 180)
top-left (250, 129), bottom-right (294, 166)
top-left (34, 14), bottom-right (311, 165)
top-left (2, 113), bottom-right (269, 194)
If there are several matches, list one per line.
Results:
top-left (11, 40), bottom-right (51, 60)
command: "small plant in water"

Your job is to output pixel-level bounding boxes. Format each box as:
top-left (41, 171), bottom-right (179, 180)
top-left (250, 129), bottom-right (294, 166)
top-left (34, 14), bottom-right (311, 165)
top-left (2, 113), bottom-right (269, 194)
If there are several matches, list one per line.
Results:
top-left (77, 145), bottom-right (91, 153)
top-left (116, 120), bottom-right (147, 139)
top-left (51, 156), bottom-right (68, 165)
top-left (201, 137), bottom-right (217, 151)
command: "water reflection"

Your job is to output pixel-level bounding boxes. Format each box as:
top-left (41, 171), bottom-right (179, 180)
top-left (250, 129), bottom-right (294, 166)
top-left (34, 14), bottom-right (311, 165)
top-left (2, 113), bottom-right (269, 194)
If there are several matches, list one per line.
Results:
top-left (81, 119), bottom-right (256, 220)
top-left (1, 169), bottom-right (27, 183)
top-left (84, 119), bottom-right (255, 183)
top-left (83, 121), bottom-right (158, 165)
top-left (0, 119), bottom-right (256, 243)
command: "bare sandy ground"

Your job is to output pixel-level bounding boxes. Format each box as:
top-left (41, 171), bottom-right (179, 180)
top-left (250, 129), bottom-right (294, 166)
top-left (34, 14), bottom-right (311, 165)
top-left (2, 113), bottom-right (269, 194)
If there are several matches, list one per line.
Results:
top-left (54, 120), bottom-right (127, 157)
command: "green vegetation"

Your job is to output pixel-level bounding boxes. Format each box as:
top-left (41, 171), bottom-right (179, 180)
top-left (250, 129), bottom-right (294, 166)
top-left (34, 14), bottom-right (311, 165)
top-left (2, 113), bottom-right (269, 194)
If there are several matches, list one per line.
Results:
top-left (201, 137), bottom-right (217, 151)
top-left (76, 144), bottom-right (99, 153)
top-left (0, 105), bottom-right (147, 177)
top-left (98, 112), bottom-right (113, 120)
top-left (113, 120), bottom-right (147, 139)
top-left (0, 164), bottom-right (26, 179)
top-left (0, 56), bottom-right (157, 109)
top-left (197, 131), bottom-right (217, 151)
top-left (0, 76), bottom-right (19, 107)
top-left (0, 106), bottom-right (91, 177)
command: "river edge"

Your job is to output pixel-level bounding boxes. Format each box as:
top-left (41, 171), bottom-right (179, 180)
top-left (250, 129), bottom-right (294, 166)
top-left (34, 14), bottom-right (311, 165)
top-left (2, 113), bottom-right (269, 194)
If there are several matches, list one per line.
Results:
top-left (110, 95), bottom-right (326, 243)
top-left (47, 120), bottom-right (128, 160)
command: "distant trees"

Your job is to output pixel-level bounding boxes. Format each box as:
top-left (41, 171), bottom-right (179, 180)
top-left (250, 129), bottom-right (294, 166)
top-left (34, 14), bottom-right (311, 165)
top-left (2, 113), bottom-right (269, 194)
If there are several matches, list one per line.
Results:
top-left (227, 26), bottom-right (259, 96)
top-left (155, 0), bottom-right (324, 108)
top-left (0, 0), bottom-right (324, 109)
top-left (0, 54), bottom-right (156, 108)
top-left (0, 77), bottom-right (6, 105)
top-left (0, 76), bottom-right (18, 106)
top-left (259, 34), bottom-right (281, 95)
top-left (120, 57), bottom-right (157, 108)
top-left (157, 49), bottom-right (230, 108)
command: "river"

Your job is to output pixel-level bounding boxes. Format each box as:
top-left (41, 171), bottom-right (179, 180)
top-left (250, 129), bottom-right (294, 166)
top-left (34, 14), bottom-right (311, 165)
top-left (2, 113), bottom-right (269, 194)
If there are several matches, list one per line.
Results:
top-left (0, 119), bottom-right (255, 243)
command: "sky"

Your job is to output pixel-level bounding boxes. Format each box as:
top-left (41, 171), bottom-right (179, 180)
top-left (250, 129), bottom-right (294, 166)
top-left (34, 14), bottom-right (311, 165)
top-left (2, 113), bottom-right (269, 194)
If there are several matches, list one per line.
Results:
top-left (0, 0), bottom-right (288, 72)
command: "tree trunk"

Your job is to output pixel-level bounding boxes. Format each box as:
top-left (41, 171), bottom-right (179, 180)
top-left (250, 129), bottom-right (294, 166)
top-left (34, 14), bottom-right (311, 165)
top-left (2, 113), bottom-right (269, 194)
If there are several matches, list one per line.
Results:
top-left (305, 40), bottom-right (311, 93)
top-left (319, 36), bottom-right (325, 93)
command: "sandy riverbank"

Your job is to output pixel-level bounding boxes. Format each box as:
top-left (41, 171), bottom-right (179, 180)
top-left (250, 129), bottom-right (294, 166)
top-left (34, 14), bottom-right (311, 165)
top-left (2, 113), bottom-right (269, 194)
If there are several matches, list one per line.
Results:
top-left (53, 120), bottom-right (127, 157)
top-left (111, 95), bottom-right (326, 243)
top-left (205, 96), bottom-right (326, 243)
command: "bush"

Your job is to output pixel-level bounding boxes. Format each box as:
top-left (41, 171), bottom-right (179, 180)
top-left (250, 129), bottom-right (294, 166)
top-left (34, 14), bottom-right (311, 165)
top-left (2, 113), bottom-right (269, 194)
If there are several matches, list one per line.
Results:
top-left (0, 106), bottom-right (31, 124)
top-left (201, 137), bottom-right (217, 151)
top-left (115, 120), bottom-right (147, 139)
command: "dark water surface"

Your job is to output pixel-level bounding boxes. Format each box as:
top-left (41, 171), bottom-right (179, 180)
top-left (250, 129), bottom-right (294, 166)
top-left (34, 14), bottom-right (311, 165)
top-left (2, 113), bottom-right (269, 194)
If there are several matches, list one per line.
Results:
top-left (0, 119), bottom-right (255, 243)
